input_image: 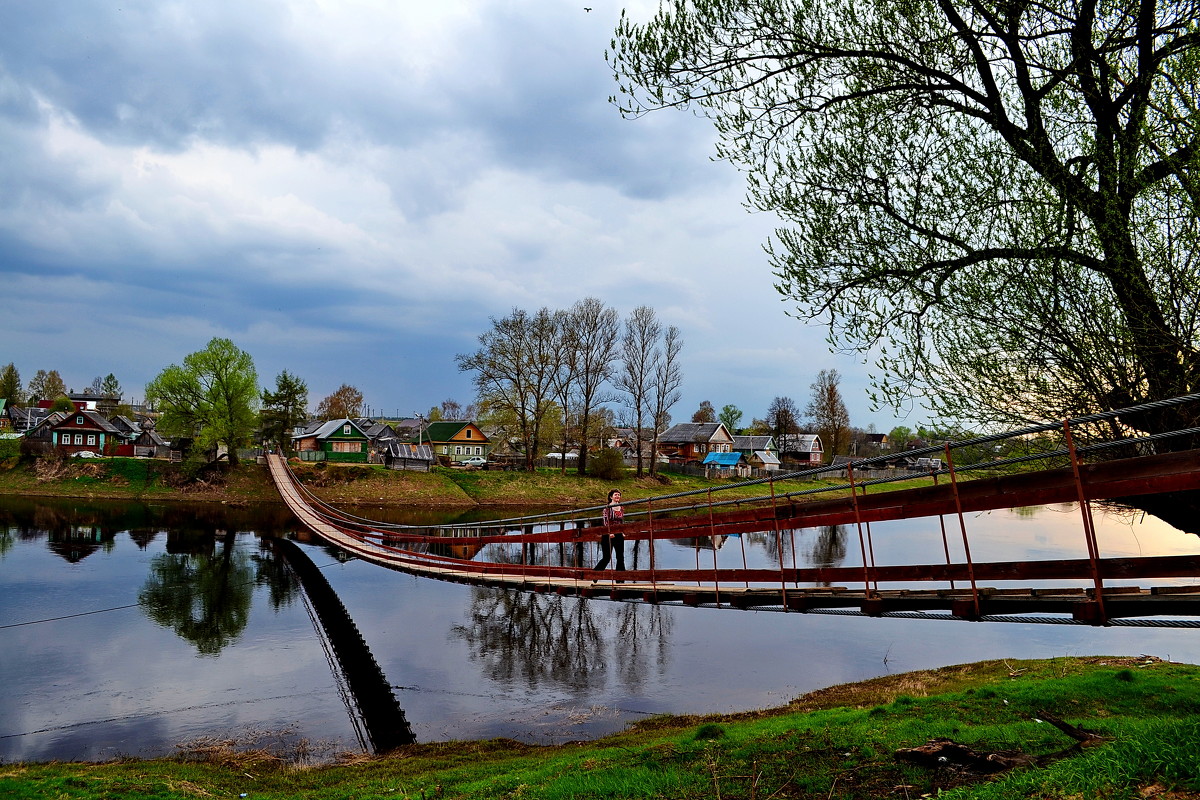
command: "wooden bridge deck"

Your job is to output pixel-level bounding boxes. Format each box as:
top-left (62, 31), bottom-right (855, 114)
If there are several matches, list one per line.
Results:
top-left (266, 453), bottom-right (1200, 625)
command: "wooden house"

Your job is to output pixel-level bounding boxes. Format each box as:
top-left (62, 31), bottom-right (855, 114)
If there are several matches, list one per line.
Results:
top-left (781, 434), bottom-right (824, 466)
top-left (658, 422), bottom-right (736, 464)
top-left (422, 421), bottom-right (490, 464)
top-left (393, 418), bottom-right (427, 441)
top-left (733, 435), bottom-right (781, 471)
top-left (9, 405), bottom-right (52, 433)
top-left (291, 418), bottom-right (371, 463)
top-left (702, 451), bottom-right (750, 477)
top-left (353, 418), bottom-right (401, 462)
top-left (383, 442), bottom-right (437, 472)
top-left (49, 410), bottom-right (123, 457)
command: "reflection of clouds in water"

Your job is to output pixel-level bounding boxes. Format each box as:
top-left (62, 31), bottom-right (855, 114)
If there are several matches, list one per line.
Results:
top-left (451, 588), bottom-right (671, 693)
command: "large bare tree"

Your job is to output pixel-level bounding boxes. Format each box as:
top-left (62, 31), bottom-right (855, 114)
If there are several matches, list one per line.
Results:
top-left (457, 307), bottom-right (560, 470)
top-left (612, 1), bottom-right (1200, 437)
top-left (649, 325), bottom-right (684, 475)
top-left (316, 384), bottom-right (364, 421)
top-left (615, 305), bottom-right (662, 477)
top-left (806, 368), bottom-right (851, 457)
top-left (567, 298), bottom-right (621, 475)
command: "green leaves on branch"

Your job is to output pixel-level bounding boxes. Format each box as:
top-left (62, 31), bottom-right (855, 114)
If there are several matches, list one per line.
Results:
top-left (612, 0), bottom-right (1200, 429)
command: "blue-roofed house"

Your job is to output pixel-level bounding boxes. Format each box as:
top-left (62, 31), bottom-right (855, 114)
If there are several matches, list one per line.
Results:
top-left (702, 451), bottom-right (749, 477)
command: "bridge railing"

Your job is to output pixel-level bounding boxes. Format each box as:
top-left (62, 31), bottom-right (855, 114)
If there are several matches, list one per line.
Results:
top-left (277, 394), bottom-right (1200, 546)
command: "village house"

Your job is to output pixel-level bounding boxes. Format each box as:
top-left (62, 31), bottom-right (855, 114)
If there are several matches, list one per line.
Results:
top-left (657, 422), bottom-right (736, 464)
top-left (422, 421), bottom-right (490, 464)
top-left (780, 434), bottom-right (825, 467)
top-left (352, 418), bottom-right (402, 462)
top-left (49, 410), bottom-right (123, 457)
top-left (291, 418), bottom-right (371, 463)
top-left (382, 441), bottom-right (437, 472)
top-left (701, 451), bottom-right (750, 477)
top-left (733, 434), bottom-right (781, 471)
top-left (8, 405), bottom-right (53, 433)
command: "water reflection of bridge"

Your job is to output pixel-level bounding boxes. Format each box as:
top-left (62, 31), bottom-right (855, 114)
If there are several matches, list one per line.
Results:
top-left (268, 397), bottom-right (1200, 628)
top-left (274, 538), bottom-right (415, 752)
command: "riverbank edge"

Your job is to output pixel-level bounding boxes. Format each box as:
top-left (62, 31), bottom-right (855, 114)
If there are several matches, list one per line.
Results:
top-left (2, 656), bottom-right (1197, 800)
top-left (0, 456), bottom-right (874, 509)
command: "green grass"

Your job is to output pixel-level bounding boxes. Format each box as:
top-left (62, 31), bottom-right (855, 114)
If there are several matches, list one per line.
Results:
top-left (3, 657), bottom-right (1198, 799)
top-left (0, 455), bottom-right (937, 510)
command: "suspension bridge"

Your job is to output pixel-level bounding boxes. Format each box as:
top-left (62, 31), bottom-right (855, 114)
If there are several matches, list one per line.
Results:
top-left (267, 396), bottom-right (1200, 628)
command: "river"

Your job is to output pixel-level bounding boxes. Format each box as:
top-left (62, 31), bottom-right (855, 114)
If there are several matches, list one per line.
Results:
top-left (1, 495), bottom-right (1198, 764)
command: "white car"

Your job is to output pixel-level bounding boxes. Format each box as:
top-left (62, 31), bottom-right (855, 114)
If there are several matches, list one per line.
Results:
top-left (460, 456), bottom-right (488, 467)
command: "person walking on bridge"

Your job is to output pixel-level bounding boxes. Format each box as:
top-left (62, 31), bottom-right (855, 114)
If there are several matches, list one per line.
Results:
top-left (594, 488), bottom-right (626, 573)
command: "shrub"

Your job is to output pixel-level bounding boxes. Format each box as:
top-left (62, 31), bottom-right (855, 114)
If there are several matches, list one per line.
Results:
top-left (588, 448), bottom-right (626, 481)
top-left (0, 436), bottom-right (21, 469)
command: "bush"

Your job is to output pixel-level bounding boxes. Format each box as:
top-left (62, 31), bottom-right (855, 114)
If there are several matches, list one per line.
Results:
top-left (588, 448), bottom-right (626, 481)
top-left (0, 436), bottom-right (21, 469)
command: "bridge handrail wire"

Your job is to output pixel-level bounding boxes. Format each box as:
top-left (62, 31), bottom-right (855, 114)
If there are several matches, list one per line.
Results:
top-left (279, 423), bottom-right (1200, 548)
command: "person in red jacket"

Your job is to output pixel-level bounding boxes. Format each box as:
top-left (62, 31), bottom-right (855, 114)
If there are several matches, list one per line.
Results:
top-left (594, 488), bottom-right (626, 572)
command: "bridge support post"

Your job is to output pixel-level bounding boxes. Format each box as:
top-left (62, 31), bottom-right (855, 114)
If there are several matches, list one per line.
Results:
top-left (1072, 601), bottom-right (1107, 625)
top-left (1064, 421), bottom-right (1108, 625)
top-left (951, 598), bottom-right (982, 620)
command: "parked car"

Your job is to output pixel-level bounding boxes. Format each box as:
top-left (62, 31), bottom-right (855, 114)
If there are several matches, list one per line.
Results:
top-left (461, 456), bottom-right (488, 467)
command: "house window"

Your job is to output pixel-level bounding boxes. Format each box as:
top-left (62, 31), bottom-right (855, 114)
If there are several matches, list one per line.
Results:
top-left (343, 424), bottom-right (351, 435)
top-left (442, 446), bottom-right (448, 455)
top-left (74, 434), bottom-right (83, 445)
top-left (475, 446), bottom-right (482, 455)
top-left (454, 446), bottom-right (462, 455)
top-left (465, 429), bottom-right (472, 438)
top-left (332, 441), bottom-right (361, 453)
top-left (698, 444), bottom-right (706, 453)
top-left (76, 416), bottom-right (84, 425)
top-left (87, 435), bottom-right (96, 445)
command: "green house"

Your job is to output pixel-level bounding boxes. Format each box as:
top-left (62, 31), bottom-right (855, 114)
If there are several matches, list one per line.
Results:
top-left (421, 421), bottom-right (490, 464)
top-left (292, 418), bottom-right (370, 463)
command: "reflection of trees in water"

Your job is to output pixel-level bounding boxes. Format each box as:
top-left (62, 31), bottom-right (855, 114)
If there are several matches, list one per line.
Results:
top-left (138, 534), bottom-right (299, 656)
top-left (253, 540), bottom-right (303, 611)
top-left (807, 525), bottom-right (848, 572)
top-left (452, 588), bottom-right (671, 692)
top-left (0, 497), bottom-right (306, 652)
top-left (0, 496), bottom-right (299, 559)
top-left (744, 529), bottom-right (799, 566)
top-left (614, 598), bottom-right (670, 688)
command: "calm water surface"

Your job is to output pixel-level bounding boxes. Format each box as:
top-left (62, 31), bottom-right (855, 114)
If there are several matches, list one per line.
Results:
top-left (2, 496), bottom-right (1199, 763)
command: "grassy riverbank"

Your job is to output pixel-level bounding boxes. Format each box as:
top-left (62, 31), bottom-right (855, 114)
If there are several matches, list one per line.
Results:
top-left (0, 456), bottom-right (924, 509)
top-left (2, 657), bottom-right (1198, 799)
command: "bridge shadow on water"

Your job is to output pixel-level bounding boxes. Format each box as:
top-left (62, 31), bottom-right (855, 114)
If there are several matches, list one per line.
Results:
top-left (272, 538), bottom-right (416, 752)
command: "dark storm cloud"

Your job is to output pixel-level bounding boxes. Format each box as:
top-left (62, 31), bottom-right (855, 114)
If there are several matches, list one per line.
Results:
top-left (0, 2), bottom-right (713, 201)
top-left (0, 3), bottom-right (339, 151)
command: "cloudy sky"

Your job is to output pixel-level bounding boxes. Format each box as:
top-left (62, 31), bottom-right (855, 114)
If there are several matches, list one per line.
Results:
top-left (0, 0), bottom-right (910, 430)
